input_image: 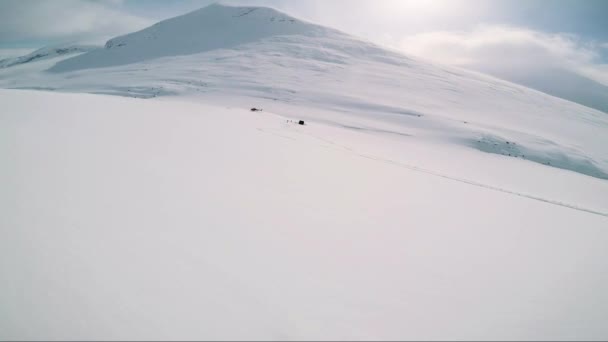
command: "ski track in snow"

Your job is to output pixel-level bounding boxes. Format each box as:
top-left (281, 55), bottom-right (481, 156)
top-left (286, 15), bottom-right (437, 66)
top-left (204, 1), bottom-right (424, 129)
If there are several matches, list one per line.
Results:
top-left (292, 128), bottom-right (608, 219)
top-left (256, 127), bottom-right (296, 141)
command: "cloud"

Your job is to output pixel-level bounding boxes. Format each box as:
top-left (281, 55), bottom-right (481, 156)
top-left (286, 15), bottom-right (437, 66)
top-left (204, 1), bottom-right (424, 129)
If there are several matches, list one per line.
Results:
top-left (399, 26), bottom-right (608, 87)
top-left (0, 0), bottom-right (152, 45)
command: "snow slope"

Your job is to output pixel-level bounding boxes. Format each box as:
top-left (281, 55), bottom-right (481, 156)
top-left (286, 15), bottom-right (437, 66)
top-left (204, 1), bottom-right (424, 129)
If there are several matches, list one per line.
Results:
top-left (473, 65), bottom-right (608, 115)
top-left (2, 7), bottom-right (608, 339)
top-left (50, 4), bottom-right (332, 72)
top-left (0, 48), bottom-right (35, 60)
top-left (2, 4), bottom-right (607, 181)
top-left (2, 89), bottom-right (608, 340)
top-left (0, 44), bottom-right (97, 69)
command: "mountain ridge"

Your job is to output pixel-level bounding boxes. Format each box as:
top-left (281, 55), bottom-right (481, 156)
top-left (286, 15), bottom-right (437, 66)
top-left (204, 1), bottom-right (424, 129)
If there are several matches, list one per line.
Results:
top-left (0, 44), bottom-right (97, 69)
top-left (50, 4), bottom-right (338, 72)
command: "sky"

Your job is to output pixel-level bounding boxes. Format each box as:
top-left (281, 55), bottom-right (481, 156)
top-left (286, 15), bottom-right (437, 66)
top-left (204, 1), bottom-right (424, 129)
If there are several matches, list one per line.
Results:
top-left (0, 0), bottom-right (606, 102)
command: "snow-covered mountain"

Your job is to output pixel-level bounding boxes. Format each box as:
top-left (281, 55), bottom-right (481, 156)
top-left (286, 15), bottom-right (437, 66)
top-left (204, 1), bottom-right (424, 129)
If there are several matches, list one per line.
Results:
top-left (0, 44), bottom-right (97, 69)
top-left (2, 4), bottom-right (607, 181)
top-left (2, 4), bottom-right (608, 341)
top-left (50, 4), bottom-right (334, 72)
top-left (473, 64), bottom-right (608, 114)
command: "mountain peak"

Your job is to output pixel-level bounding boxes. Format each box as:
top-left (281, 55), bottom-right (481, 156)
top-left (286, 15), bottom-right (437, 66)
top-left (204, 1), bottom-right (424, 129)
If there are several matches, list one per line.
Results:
top-left (50, 3), bottom-right (329, 72)
top-left (188, 3), bottom-right (294, 19)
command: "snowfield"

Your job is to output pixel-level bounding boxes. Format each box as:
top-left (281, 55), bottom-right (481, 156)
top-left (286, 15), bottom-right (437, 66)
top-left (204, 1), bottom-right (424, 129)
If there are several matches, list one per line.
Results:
top-left (2, 90), bottom-right (608, 341)
top-left (2, 3), bottom-right (608, 341)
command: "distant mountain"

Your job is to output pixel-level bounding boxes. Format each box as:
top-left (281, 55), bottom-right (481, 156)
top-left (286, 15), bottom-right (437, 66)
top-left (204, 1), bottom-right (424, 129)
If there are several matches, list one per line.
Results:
top-left (474, 65), bottom-right (608, 114)
top-left (0, 44), bottom-right (97, 69)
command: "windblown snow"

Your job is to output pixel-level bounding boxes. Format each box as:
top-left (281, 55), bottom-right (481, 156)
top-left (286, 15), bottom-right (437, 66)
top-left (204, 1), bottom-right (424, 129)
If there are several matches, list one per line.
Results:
top-left (1, 4), bottom-right (608, 341)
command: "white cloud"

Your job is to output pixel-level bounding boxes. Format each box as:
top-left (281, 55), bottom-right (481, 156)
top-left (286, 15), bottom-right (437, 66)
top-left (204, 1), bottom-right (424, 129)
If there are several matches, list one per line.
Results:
top-left (0, 0), bottom-right (152, 44)
top-left (400, 26), bottom-right (608, 86)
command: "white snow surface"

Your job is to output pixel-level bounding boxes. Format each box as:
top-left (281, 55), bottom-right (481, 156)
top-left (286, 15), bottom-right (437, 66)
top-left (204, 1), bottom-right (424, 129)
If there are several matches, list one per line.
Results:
top-left (1, 89), bottom-right (608, 340)
top-left (1, 4), bottom-right (607, 180)
top-left (2, 4), bottom-right (608, 340)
